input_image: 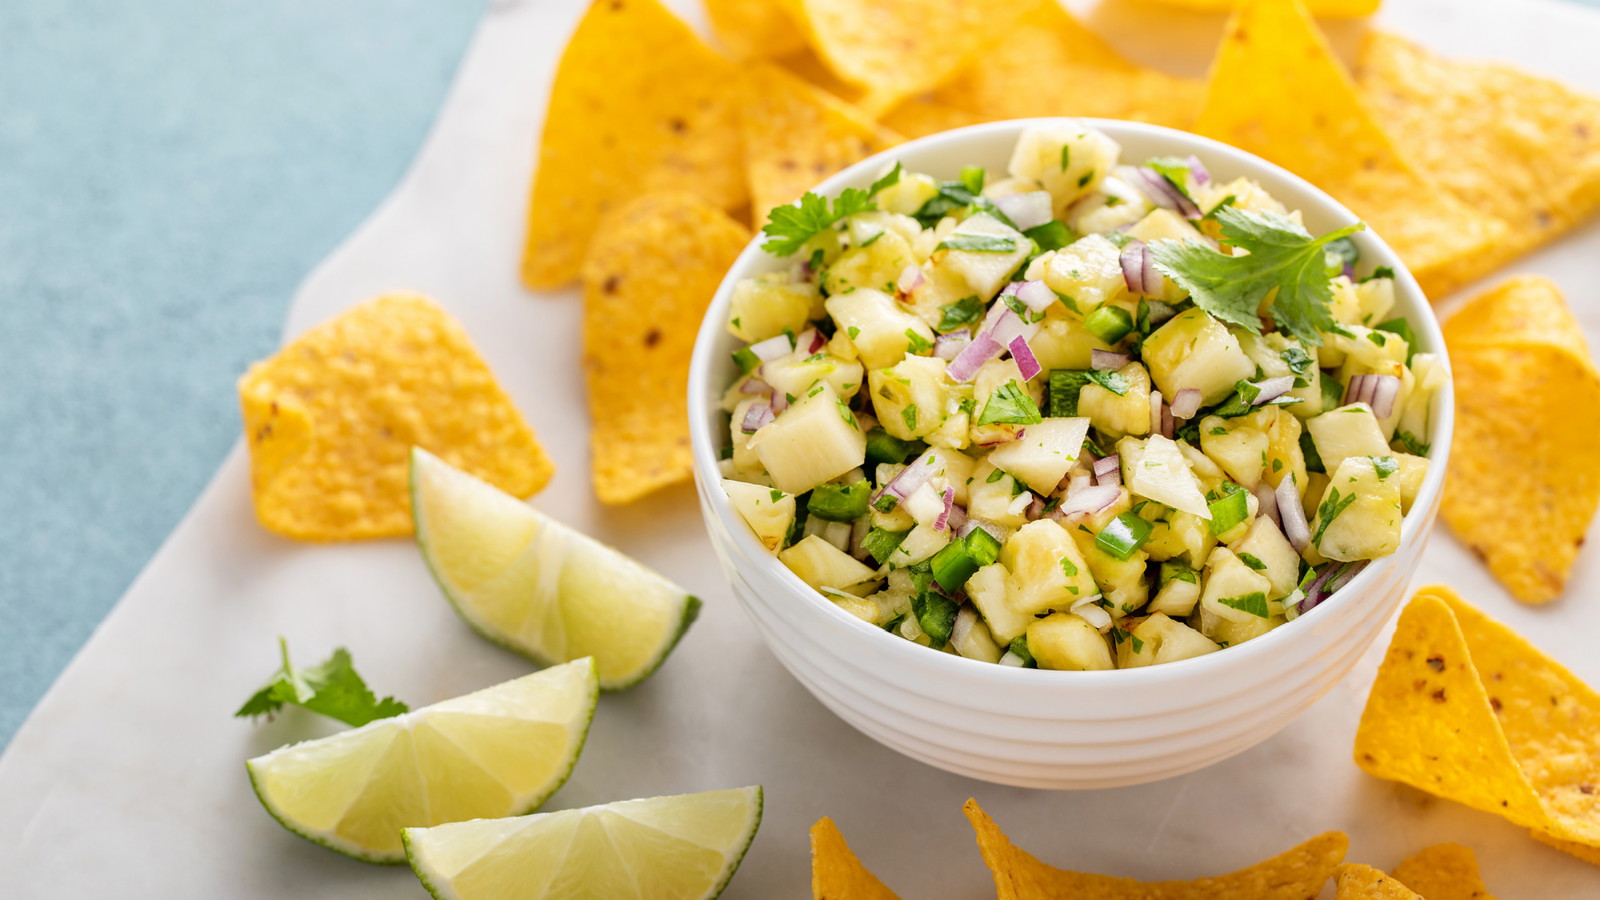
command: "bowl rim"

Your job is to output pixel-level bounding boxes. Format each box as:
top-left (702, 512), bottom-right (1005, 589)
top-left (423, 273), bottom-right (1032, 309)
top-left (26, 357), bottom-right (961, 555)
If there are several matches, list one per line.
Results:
top-left (688, 116), bottom-right (1455, 687)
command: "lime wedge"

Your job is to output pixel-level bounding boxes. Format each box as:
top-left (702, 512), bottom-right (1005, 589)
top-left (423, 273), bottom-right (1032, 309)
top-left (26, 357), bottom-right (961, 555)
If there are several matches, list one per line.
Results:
top-left (404, 786), bottom-right (763, 900)
top-left (246, 658), bottom-right (598, 864)
top-left (410, 447), bottom-right (700, 689)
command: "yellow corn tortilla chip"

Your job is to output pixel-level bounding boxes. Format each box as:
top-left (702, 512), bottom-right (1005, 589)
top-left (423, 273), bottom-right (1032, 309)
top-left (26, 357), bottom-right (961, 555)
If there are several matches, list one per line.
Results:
top-left (1194, 0), bottom-right (1508, 300)
top-left (1334, 864), bottom-right (1422, 899)
top-left (785, 0), bottom-right (1031, 116)
top-left (706, 0), bottom-right (806, 61)
top-left (1532, 829), bottom-right (1600, 865)
top-left (1358, 32), bottom-right (1600, 268)
top-left (521, 0), bottom-right (747, 288)
top-left (1144, 0), bottom-right (1379, 13)
top-left (581, 192), bottom-right (750, 504)
top-left (1391, 843), bottom-right (1496, 900)
top-left (811, 818), bottom-right (901, 900)
top-left (964, 798), bottom-right (1347, 899)
top-left (238, 294), bottom-right (553, 540)
top-left (883, 0), bottom-right (1202, 138)
top-left (1442, 275), bottom-right (1594, 366)
top-left (743, 65), bottom-right (903, 223)
top-left (1440, 340), bottom-right (1600, 603)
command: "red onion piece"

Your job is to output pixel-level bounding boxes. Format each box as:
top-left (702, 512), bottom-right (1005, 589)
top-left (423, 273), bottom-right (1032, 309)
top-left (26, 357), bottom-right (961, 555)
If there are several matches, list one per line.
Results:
top-left (1016, 279), bottom-right (1057, 313)
top-left (992, 191), bottom-right (1054, 231)
top-left (1026, 494), bottom-right (1046, 521)
top-left (1252, 481), bottom-right (1281, 528)
top-left (1344, 373), bottom-right (1401, 418)
top-left (1170, 388), bottom-right (1202, 419)
top-left (1252, 375), bottom-right (1296, 406)
top-left (796, 328), bottom-right (825, 354)
top-left (946, 503), bottom-right (968, 534)
top-left (1092, 349), bottom-right (1129, 371)
top-left (1325, 560), bottom-right (1367, 595)
top-left (934, 329), bottom-right (970, 361)
top-left (948, 333), bottom-right (1002, 383)
top-left (770, 391), bottom-right (789, 414)
top-left (983, 304), bottom-right (1040, 351)
top-left (1119, 165), bottom-right (1201, 219)
top-left (739, 378), bottom-right (772, 395)
top-left (748, 334), bottom-right (791, 363)
top-left (1067, 474), bottom-right (1092, 495)
top-left (741, 402), bottom-right (774, 433)
top-left (897, 264), bottom-right (925, 294)
top-left (1119, 239), bottom-right (1161, 297)
top-left (1009, 335), bottom-right (1042, 381)
top-left (1057, 484), bottom-right (1122, 518)
top-left (1092, 455), bottom-right (1121, 486)
top-left (871, 451), bottom-right (937, 509)
top-left (1276, 475), bottom-right (1310, 551)
top-left (933, 485), bottom-right (956, 531)
top-left (1160, 403), bottom-right (1175, 439)
top-left (1149, 389), bottom-right (1164, 436)
top-left (1185, 155), bottom-right (1211, 186)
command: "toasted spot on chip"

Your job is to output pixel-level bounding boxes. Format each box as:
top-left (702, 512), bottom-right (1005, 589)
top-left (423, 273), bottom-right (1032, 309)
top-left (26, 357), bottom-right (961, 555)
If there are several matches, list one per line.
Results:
top-left (521, 0), bottom-right (747, 288)
top-left (1442, 275), bottom-right (1594, 367)
top-left (1335, 863), bottom-right (1423, 899)
top-left (581, 193), bottom-right (750, 504)
top-left (810, 818), bottom-right (901, 900)
top-left (964, 797), bottom-right (1347, 898)
top-left (238, 294), bottom-right (553, 540)
top-left (1391, 843), bottom-right (1496, 900)
top-left (1358, 32), bottom-right (1600, 269)
top-left (742, 65), bottom-right (902, 223)
top-left (1440, 339), bottom-right (1600, 604)
top-left (882, 0), bottom-right (1203, 138)
top-left (1194, 0), bottom-right (1507, 300)
top-left (705, 0), bottom-right (806, 61)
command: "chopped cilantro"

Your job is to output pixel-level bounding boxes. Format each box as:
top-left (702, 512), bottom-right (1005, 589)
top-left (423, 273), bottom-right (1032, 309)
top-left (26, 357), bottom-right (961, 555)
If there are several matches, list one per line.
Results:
top-left (235, 638), bottom-right (408, 727)
top-left (937, 234), bottom-right (1018, 253)
top-left (1239, 552), bottom-right (1268, 571)
top-left (859, 231), bottom-right (883, 248)
top-left (1008, 636), bottom-right (1037, 668)
top-left (1059, 144), bottom-right (1071, 171)
top-left (732, 346), bottom-right (760, 375)
top-left (1130, 635), bottom-right (1145, 655)
top-left (1218, 591), bottom-right (1270, 618)
top-left (1395, 430), bottom-right (1430, 457)
top-left (1300, 429), bottom-right (1326, 473)
top-left (1086, 369), bottom-right (1130, 395)
top-left (905, 329), bottom-right (933, 354)
top-left (986, 468), bottom-right (1006, 484)
top-left (1280, 346), bottom-right (1314, 387)
top-left (1023, 220), bottom-right (1074, 252)
top-left (770, 489), bottom-right (785, 503)
top-left (847, 325), bottom-right (861, 340)
top-left (1324, 235), bottom-right (1360, 274)
top-left (1361, 265), bottom-right (1396, 283)
top-left (1372, 455), bottom-right (1399, 480)
top-left (1077, 170), bottom-right (1094, 188)
top-left (761, 187), bottom-right (877, 257)
top-left (938, 295), bottom-right (985, 331)
top-left (1047, 370), bottom-right (1091, 417)
top-left (862, 527), bottom-right (911, 565)
top-left (977, 381), bottom-right (1042, 425)
top-left (901, 403), bottom-right (919, 431)
top-left (1060, 557), bottom-right (1079, 577)
top-left (1312, 487), bottom-right (1358, 547)
top-left (1376, 317), bottom-right (1417, 363)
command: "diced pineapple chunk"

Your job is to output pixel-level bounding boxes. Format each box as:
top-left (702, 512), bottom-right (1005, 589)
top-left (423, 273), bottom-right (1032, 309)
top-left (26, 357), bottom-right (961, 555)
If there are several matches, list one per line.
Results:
top-left (1028, 613), bottom-right (1114, 671)
top-left (922, 445), bottom-right (978, 506)
top-left (824, 228), bottom-right (915, 297)
top-left (887, 522), bottom-right (950, 567)
top-left (762, 351), bottom-right (865, 405)
top-left (1194, 176), bottom-right (1287, 218)
top-left (749, 384), bottom-right (866, 494)
top-left (1147, 565), bottom-right (1202, 617)
top-left (1198, 547), bottom-right (1275, 626)
top-left (1070, 523), bottom-right (1149, 615)
top-left (875, 170), bottom-right (941, 217)
top-left (1306, 404), bottom-right (1389, 475)
top-left (1228, 517), bottom-right (1300, 599)
top-left (1001, 520), bottom-right (1099, 618)
top-left (951, 607), bottom-right (1003, 663)
top-left (1068, 174), bottom-right (1152, 235)
top-left (1042, 234), bottom-right (1127, 314)
top-left (1395, 353), bottom-right (1445, 450)
top-left (1141, 308), bottom-right (1255, 405)
top-left (1236, 331), bottom-right (1323, 418)
top-left (1327, 275), bottom-right (1396, 327)
top-left (1209, 614), bottom-right (1284, 648)
top-left (1008, 121), bottom-right (1120, 211)
top-left (970, 358), bottom-right (1042, 445)
top-left (1261, 406), bottom-right (1306, 490)
top-left (780, 535), bottom-right (879, 591)
top-left (1393, 452), bottom-right (1429, 513)
top-left (723, 480), bottom-right (794, 553)
top-left (1120, 434), bottom-right (1211, 519)
top-left (867, 355), bottom-right (951, 441)
top-left (825, 287), bottom-right (934, 370)
top-left (966, 562), bottom-right (1025, 643)
top-left (901, 262), bottom-right (972, 328)
top-left (1311, 455), bottom-right (1402, 561)
top-left (1079, 361), bottom-right (1151, 438)
top-left (929, 213), bottom-right (1032, 301)
top-left (1029, 316), bottom-right (1113, 370)
top-left (967, 459), bottom-right (1029, 529)
top-left (1143, 613), bottom-right (1222, 666)
top-left (728, 274), bottom-right (817, 343)
top-left (1199, 412), bottom-right (1269, 489)
top-left (986, 417), bottom-right (1089, 494)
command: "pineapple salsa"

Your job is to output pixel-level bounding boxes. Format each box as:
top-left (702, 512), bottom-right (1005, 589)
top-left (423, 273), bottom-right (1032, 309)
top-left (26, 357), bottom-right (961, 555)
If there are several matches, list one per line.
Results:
top-left (717, 121), bottom-right (1441, 671)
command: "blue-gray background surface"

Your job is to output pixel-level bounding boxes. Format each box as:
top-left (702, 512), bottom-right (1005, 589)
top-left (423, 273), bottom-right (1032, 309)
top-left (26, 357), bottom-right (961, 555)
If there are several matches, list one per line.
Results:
top-left (4, 0), bottom-right (1600, 753)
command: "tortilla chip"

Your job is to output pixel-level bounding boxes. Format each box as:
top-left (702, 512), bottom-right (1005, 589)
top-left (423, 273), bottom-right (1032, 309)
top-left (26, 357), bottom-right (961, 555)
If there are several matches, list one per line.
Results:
top-left (1358, 33), bottom-right (1600, 268)
top-left (521, 0), bottom-right (746, 288)
top-left (1391, 843), bottom-right (1496, 900)
top-left (742, 65), bottom-right (903, 223)
top-left (1442, 275), bottom-right (1593, 366)
top-left (1353, 590), bottom-right (1549, 826)
top-left (1532, 829), bottom-right (1600, 865)
top-left (964, 798), bottom-right (1347, 898)
top-left (1140, 0), bottom-right (1379, 12)
top-left (784, 0), bottom-right (1031, 116)
top-left (705, 0), bottom-right (806, 61)
top-left (1334, 864), bottom-right (1422, 899)
top-left (811, 818), bottom-right (901, 900)
top-left (238, 294), bottom-right (553, 540)
top-left (581, 193), bottom-right (750, 504)
top-left (883, 0), bottom-right (1202, 137)
top-left (1194, 0), bottom-right (1507, 300)
top-left (1440, 341), bottom-right (1600, 603)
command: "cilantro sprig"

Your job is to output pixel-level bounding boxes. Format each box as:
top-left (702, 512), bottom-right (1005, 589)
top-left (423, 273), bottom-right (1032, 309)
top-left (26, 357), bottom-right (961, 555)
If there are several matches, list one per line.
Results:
top-left (760, 164), bottom-right (902, 257)
top-left (235, 638), bottom-right (408, 727)
top-left (1148, 206), bottom-right (1364, 345)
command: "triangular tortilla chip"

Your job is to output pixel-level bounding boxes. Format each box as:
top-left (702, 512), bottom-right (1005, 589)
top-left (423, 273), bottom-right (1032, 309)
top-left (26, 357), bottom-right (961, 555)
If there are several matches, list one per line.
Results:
top-left (1144, 0), bottom-right (1378, 13)
top-left (1442, 275), bottom-right (1594, 366)
top-left (1354, 590), bottom-right (1549, 826)
top-left (811, 818), bottom-right (902, 900)
top-left (1439, 340), bottom-right (1600, 603)
top-left (522, 0), bottom-right (747, 288)
top-left (238, 294), bottom-right (553, 540)
top-left (1532, 829), bottom-right (1600, 865)
top-left (883, 0), bottom-right (1203, 138)
top-left (1391, 843), bottom-right (1496, 900)
top-left (581, 193), bottom-right (750, 504)
top-left (1357, 32), bottom-right (1600, 267)
top-left (1194, 0), bottom-right (1507, 300)
top-left (784, 0), bottom-right (1031, 116)
top-left (742, 65), bottom-right (902, 223)
top-left (1335, 864), bottom-right (1422, 899)
top-left (705, 0), bottom-right (806, 61)
top-left (964, 798), bottom-right (1347, 898)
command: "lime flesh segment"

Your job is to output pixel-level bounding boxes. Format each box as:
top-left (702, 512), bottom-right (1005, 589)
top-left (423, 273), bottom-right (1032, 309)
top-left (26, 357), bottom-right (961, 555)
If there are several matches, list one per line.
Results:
top-left (404, 786), bottom-right (763, 900)
top-left (247, 659), bottom-right (598, 864)
top-left (411, 447), bottom-right (701, 689)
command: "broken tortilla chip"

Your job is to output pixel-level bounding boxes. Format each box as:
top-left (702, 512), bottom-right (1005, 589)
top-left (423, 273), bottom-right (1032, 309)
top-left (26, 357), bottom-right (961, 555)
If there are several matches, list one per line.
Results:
top-left (1335, 864), bottom-right (1422, 899)
top-left (1440, 337), bottom-right (1600, 604)
top-left (883, 0), bottom-right (1203, 138)
top-left (1145, 0), bottom-right (1379, 13)
top-left (1356, 586), bottom-right (1600, 863)
top-left (1391, 843), bottom-right (1496, 900)
top-left (705, 0), bottom-right (806, 61)
top-left (581, 193), bottom-right (750, 504)
top-left (811, 818), bottom-right (901, 900)
top-left (742, 65), bottom-right (902, 223)
top-left (963, 798), bottom-right (1347, 898)
top-left (238, 294), bottom-right (553, 540)
top-left (1358, 32), bottom-right (1600, 268)
top-left (521, 0), bottom-right (747, 288)
top-left (1442, 275), bottom-right (1594, 367)
top-left (1194, 0), bottom-right (1507, 300)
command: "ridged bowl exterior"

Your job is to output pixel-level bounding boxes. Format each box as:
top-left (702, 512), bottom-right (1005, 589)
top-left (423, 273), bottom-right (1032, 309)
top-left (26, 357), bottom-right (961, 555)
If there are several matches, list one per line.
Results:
top-left (687, 119), bottom-right (1454, 789)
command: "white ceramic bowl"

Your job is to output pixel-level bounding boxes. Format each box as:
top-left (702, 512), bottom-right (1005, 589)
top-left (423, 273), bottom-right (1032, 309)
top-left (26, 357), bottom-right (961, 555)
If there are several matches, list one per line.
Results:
top-left (687, 119), bottom-right (1454, 789)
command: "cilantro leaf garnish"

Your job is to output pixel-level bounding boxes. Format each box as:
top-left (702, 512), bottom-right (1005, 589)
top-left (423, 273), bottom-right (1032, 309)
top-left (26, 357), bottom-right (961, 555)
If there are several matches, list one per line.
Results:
top-left (235, 638), bottom-right (408, 727)
top-left (761, 188), bottom-right (876, 257)
top-left (936, 234), bottom-right (1017, 253)
top-left (1148, 206), bottom-right (1365, 345)
top-left (938, 295), bottom-right (985, 331)
top-left (977, 381), bottom-right (1042, 425)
